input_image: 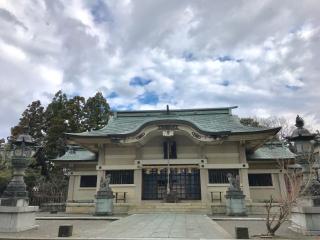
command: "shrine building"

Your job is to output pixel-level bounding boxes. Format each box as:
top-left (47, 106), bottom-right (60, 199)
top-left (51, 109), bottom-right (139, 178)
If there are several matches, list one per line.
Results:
top-left (54, 106), bottom-right (295, 214)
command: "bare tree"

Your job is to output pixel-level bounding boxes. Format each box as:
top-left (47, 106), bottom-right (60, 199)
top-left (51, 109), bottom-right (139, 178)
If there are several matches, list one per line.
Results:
top-left (264, 143), bottom-right (317, 236)
top-left (258, 116), bottom-right (295, 141)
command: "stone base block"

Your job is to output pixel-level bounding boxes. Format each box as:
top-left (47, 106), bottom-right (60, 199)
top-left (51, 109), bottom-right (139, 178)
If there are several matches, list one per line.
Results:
top-left (225, 197), bottom-right (247, 216)
top-left (95, 198), bottom-right (113, 216)
top-left (290, 206), bottom-right (320, 235)
top-left (0, 206), bottom-right (38, 232)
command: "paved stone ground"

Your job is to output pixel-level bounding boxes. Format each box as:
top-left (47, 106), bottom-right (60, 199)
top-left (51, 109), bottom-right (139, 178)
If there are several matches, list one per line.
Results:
top-left (0, 219), bottom-right (113, 239)
top-left (215, 219), bottom-right (318, 239)
top-left (0, 213), bottom-right (317, 239)
top-left (0, 213), bottom-right (232, 239)
top-left (85, 213), bottom-right (232, 239)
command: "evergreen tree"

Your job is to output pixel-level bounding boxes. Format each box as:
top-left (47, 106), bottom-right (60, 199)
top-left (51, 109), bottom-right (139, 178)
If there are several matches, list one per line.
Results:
top-left (11, 100), bottom-right (45, 143)
top-left (9, 90), bottom-right (111, 176)
top-left (66, 96), bottom-right (86, 133)
top-left (83, 92), bottom-right (110, 131)
top-left (44, 90), bottom-right (69, 159)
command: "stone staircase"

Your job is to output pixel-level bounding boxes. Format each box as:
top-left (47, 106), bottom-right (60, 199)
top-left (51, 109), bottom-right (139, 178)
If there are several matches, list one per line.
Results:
top-left (128, 202), bottom-right (210, 214)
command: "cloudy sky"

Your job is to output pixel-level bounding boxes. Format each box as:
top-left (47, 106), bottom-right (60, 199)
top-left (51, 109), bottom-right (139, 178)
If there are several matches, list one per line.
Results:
top-left (0, 0), bottom-right (319, 139)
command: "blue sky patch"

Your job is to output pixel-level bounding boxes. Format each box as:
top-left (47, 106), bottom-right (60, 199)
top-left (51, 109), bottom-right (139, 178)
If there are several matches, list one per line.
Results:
top-left (217, 55), bottom-right (243, 63)
top-left (107, 91), bottom-right (118, 98)
top-left (220, 80), bottom-right (230, 86)
top-left (91, 0), bottom-right (112, 23)
top-left (111, 104), bottom-right (134, 111)
top-left (129, 76), bottom-right (152, 86)
top-left (182, 52), bottom-right (196, 61)
top-left (286, 85), bottom-right (301, 91)
top-left (138, 91), bottom-right (159, 105)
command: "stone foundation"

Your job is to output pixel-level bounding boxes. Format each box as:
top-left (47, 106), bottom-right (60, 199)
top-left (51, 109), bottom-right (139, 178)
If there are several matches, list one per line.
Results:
top-left (0, 206), bottom-right (38, 232)
top-left (290, 206), bottom-right (320, 235)
top-left (66, 201), bottom-right (273, 215)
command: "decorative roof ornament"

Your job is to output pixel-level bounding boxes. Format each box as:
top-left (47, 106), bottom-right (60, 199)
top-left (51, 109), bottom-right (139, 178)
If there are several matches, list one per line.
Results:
top-left (287, 114), bottom-right (314, 140)
top-left (295, 115), bottom-right (304, 128)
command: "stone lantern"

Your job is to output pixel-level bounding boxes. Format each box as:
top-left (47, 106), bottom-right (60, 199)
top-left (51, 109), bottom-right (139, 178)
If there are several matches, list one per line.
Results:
top-left (287, 115), bottom-right (320, 235)
top-left (0, 130), bottom-right (39, 232)
top-left (1, 131), bottom-right (34, 206)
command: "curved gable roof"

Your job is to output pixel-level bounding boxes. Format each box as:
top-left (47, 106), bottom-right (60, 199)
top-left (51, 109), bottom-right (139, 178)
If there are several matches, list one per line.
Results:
top-left (66, 107), bottom-right (280, 138)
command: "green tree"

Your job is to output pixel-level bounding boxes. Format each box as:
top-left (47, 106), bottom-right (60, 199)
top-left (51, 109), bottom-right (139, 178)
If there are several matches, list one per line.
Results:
top-left (83, 92), bottom-right (110, 131)
top-left (8, 90), bottom-right (111, 177)
top-left (43, 90), bottom-right (69, 160)
top-left (11, 100), bottom-right (45, 143)
top-left (65, 96), bottom-right (86, 133)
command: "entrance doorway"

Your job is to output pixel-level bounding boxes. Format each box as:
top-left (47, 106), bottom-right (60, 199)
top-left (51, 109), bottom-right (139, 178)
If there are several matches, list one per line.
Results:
top-left (142, 168), bottom-right (201, 200)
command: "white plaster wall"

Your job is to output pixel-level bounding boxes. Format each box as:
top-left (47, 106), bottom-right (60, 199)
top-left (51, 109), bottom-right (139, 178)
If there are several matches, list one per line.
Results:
top-left (73, 175), bottom-right (96, 201)
top-left (249, 173), bottom-right (282, 202)
top-left (105, 145), bottom-right (136, 165)
top-left (140, 135), bottom-right (200, 160)
top-left (205, 142), bottom-right (240, 164)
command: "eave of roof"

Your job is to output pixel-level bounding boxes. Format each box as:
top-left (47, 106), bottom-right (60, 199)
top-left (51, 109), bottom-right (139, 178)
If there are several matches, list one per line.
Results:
top-left (247, 142), bottom-right (296, 161)
top-left (52, 148), bottom-right (97, 162)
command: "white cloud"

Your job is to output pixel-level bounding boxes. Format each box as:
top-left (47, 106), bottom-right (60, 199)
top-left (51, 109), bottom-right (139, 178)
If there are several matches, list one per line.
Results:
top-left (0, 0), bottom-right (320, 139)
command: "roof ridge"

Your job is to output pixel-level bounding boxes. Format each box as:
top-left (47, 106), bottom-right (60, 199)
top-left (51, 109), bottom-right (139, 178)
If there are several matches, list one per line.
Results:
top-left (113, 106), bottom-right (238, 118)
top-left (115, 106), bottom-right (237, 113)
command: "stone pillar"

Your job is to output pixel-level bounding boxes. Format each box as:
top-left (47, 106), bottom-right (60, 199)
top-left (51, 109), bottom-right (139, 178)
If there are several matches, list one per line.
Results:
top-left (134, 169), bottom-right (142, 204)
top-left (200, 168), bottom-right (209, 204)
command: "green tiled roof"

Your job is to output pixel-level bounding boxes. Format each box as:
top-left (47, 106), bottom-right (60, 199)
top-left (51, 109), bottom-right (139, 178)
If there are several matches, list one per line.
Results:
top-left (66, 107), bottom-right (280, 138)
top-left (247, 142), bottom-right (296, 160)
top-left (53, 147), bottom-right (97, 161)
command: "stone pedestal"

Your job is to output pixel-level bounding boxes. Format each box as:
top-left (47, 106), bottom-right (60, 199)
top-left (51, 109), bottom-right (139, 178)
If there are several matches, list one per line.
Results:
top-left (290, 206), bottom-right (320, 235)
top-left (225, 190), bottom-right (247, 216)
top-left (290, 197), bottom-right (320, 235)
top-left (95, 195), bottom-right (114, 215)
top-left (0, 206), bottom-right (38, 232)
top-left (94, 174), bottom-right (115, 215)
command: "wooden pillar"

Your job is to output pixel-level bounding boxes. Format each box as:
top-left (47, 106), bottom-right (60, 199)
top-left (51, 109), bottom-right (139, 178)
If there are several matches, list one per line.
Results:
top-left (96, 144), bottom-right (106, 192)
top-left (67, 175), bottom-right (75, 202)
top-left (278, 172), bottom-right (287, 199)
top-left (239, 169), bottom-right (251, 202)
top-left (239, 143), bottom-right (251, 202)
top-left (200, 168), bottom-right (209, 204)
top-left (134, 169), bottom-right (142, 204)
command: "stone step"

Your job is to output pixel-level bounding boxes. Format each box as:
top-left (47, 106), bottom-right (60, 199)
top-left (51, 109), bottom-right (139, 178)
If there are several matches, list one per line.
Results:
top-left (129, 203), bottom-right (210, 214)
top-left (129, 208), bottom-right (209, 214)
